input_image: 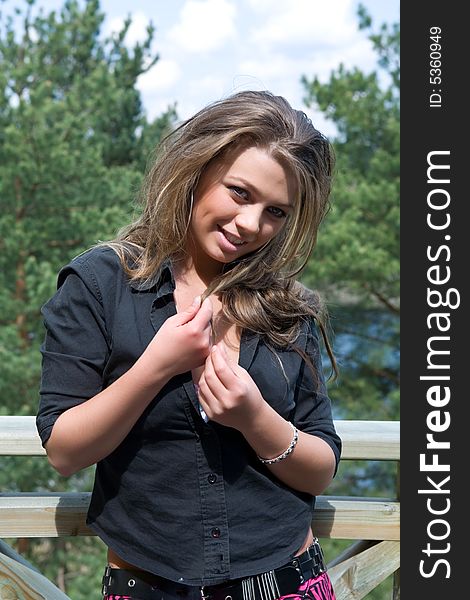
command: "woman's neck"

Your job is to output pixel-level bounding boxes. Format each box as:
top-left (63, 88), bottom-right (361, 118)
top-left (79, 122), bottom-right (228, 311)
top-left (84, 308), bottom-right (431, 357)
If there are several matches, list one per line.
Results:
top-left (172, 255), bottom-right (222, 290)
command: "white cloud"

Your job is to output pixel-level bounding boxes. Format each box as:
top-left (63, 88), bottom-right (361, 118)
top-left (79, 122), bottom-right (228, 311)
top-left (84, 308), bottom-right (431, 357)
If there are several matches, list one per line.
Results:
top-left (238, 55), bottom-right (298, 82)
top-left (237, 0), bottom-right (379, 93)
top-left (172, 75), bottom-right (231, 123)
top-left (140, 93), bottom-right (176, 122)
top-left (138, 59), bottom-right (181, 93)
top-left (168, 0), bottom-right (237, 53)
top-left (247, 0), bottom-right (358, 50)
top-left (105, 11), bottom-right (151, 46)
top-left (98, 0), bottom-right (394, 136)
top-left (237, 35), bottom-right (374, 88)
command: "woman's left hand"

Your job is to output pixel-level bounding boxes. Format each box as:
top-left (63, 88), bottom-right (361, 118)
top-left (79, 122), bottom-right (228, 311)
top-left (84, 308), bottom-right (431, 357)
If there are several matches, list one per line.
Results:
top-left (197, 342), bottom-right (264, 430)
top-left (198, 344), bottom-right (337, 496)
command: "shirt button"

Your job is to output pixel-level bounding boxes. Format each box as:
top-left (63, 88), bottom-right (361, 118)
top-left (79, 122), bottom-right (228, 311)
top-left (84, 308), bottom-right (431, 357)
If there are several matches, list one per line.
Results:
top-left (211, 527), bottom-right (221, 538)
top-left (207, 473), bottom-right (217, 484)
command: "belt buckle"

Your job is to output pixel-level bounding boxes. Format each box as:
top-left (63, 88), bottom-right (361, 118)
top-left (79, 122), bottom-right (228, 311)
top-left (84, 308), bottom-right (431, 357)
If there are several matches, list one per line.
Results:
top-left (306, 538), bottom-right (326, 575)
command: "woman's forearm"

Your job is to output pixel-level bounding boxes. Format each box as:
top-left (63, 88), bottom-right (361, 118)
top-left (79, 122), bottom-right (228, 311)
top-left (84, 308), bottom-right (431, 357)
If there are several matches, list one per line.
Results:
top-left (44, 297), bottom-right (214, 477)
top-left (240, 403), bottom-right (336, 496)
top-left (45, 357), bottom-right (169, 477)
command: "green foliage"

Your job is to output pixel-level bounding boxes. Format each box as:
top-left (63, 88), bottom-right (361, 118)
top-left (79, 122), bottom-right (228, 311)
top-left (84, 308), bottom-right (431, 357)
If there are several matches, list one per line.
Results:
top-left (0, 0), bottom-right (175, 414)
top-left (0, 0), bottom-right (175, 594)
top-left (0, 0), bottom-right (399, 595)
top-left (301, 5), bottom-right (399, 419)
top-left (9, 535), bottom-right (109, 598)
top-left (302, 10), bottom-right (399, 598)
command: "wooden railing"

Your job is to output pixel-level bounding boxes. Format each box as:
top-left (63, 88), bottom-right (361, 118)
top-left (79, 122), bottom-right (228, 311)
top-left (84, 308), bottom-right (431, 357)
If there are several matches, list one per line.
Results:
top-left (0, 417), bottom-right (400, 599)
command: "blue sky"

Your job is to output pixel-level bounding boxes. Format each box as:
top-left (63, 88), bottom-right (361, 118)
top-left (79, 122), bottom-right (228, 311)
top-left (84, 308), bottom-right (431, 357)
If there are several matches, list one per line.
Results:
top-left (4, 0), bottom-right (399, 137)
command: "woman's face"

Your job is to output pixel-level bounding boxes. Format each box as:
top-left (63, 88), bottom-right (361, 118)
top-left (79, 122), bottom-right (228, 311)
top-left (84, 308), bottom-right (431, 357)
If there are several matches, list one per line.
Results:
top-left (189, 146), bottom-right (296, 277)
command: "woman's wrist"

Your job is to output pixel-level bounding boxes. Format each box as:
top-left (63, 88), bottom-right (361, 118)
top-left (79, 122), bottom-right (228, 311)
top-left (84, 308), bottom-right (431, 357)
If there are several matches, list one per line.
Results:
top-left (132, 349), bottom-right (172, 392)
top-left (257, 421), bottom-right (299, 464)
top-left (240, 403), bottom-right (297, 462)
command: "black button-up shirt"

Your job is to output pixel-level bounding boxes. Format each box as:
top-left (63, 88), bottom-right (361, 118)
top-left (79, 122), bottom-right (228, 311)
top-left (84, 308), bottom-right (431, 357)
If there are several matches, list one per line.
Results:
top-left (36, 246), bottom-right (341, 585)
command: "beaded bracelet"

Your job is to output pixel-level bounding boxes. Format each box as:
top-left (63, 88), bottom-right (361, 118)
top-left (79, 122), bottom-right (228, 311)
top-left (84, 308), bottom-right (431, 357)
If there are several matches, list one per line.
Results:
top-left (257, 422), bottom-right (299, 465)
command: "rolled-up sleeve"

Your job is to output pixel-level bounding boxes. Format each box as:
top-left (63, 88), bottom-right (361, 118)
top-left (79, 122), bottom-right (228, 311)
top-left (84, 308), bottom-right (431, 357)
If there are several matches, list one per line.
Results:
top-left (36, 261), bottom-right (110, 446)
top-left (291, 321), bottom-right (342, 474)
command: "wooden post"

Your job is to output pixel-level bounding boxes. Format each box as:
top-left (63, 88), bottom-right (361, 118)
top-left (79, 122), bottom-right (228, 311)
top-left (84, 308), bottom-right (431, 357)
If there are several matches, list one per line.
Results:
top-left (392, 462), bottom-right (401, 599)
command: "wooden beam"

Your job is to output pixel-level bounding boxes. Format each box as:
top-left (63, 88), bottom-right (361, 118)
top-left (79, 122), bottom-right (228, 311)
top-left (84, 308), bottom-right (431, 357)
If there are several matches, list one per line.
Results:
top-left (0, 493), bottom-right (91, 538)
top-left (0, 539), bottom-right (41, 572)
top-left (334, 420), bottom-right (400, 460)
top-left (314, 496), bottom-right (399, 540)
top-left (0, 549), bottom-right (70, 600)
top-left (0, 416), bottom-right (400, 461)
top-left (0, 493), bottom-right (399, 541)
top-left (328, 540), bottom-right (400, 600)
top-left (0, 417), bottom-right (400, 598)
top-left (0, 416), bottom-right (46, 456)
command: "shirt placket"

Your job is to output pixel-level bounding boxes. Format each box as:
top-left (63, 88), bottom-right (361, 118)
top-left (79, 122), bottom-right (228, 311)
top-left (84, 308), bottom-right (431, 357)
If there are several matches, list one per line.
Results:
top-left (194, 418), bottom-right (231, 579)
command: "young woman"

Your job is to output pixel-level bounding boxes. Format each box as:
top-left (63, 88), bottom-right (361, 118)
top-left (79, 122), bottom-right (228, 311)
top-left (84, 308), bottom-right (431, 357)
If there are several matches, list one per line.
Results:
top-left (37, 90), bottom-right (341, 600)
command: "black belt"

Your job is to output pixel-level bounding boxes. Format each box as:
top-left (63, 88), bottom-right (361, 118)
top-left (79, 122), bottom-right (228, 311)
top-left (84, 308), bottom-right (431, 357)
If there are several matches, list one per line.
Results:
top-left (102, 540), bottom-right (327, 600)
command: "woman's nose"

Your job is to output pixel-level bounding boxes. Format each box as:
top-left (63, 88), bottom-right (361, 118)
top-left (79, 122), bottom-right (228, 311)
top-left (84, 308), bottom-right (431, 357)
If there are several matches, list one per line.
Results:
top-left (235, 207), bottom-right (261, 238)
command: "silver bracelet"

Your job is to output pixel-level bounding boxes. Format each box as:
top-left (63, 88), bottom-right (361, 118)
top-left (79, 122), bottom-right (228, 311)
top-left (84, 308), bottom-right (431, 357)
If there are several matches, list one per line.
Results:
top-left (257, 422), bottom-right (299, 465)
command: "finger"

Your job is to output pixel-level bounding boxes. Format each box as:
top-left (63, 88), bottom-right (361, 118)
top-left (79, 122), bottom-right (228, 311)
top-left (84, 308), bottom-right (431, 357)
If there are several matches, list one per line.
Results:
top-left (202, 349), bottom-right (227, 395)
top-left (216, 340), bottom-right (233, 366)
top-left (217, 340), bottom-right (245, 376)
top-left (210, 344), bottom-right (239, 388)
top-left (197, 372), bottom-right (219, 418)
top-left (175, 296), bottom-right (201, 326)
top-left (191, 297), bottom-right (213, 330)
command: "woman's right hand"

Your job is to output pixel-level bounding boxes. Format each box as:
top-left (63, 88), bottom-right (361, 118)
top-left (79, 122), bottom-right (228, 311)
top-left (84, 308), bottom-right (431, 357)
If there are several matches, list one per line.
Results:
top-left (45, 298), bottom-right (213, 476)
top-left (140, 296), bottom-right (213, 383)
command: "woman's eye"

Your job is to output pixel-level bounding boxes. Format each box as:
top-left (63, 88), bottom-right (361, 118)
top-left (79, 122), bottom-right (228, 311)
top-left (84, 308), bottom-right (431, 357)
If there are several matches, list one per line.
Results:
top-left (230, 186), bottom-right (248, 199)
top-left (268, 206), bottom-right (287, 219)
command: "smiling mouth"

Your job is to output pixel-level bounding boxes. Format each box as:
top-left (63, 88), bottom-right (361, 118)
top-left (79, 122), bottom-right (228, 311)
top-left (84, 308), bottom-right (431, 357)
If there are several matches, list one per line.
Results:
top-left (218, 227), bottom-right (247, 246)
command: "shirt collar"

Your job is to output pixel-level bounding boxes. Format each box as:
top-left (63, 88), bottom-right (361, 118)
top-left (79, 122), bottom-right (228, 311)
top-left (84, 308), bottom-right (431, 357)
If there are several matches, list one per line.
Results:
top-left (129, 259), bottom-right (175, 297)
top-left (130, 257), bottom-right (260, 370)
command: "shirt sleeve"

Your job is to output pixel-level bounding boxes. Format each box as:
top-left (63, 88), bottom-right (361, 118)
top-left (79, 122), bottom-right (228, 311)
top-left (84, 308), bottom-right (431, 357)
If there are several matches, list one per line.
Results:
top-left (36, 259), bottom-right (110, 446)
top-left (290, 320), bottom-right (342, 475)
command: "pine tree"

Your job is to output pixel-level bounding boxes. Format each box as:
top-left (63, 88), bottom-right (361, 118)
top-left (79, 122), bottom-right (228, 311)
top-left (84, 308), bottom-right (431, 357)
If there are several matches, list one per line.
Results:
top-left (302, 9), bottom-right (400, 599)
top-left (0, 1), bottom-right (175, 595)
top-left (302, 5), bottom-right (399, 427)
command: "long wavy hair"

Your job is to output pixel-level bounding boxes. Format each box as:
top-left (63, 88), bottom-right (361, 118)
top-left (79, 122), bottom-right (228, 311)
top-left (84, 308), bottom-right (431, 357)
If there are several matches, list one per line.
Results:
top-left (106, 90), bottom-right (337, 376)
